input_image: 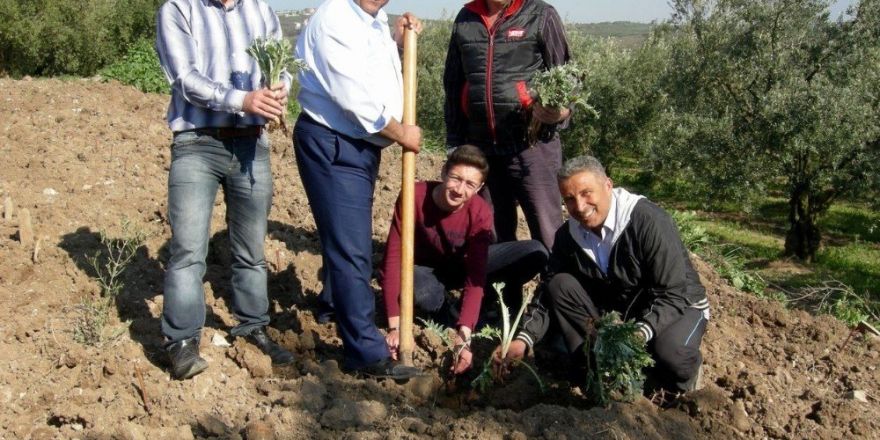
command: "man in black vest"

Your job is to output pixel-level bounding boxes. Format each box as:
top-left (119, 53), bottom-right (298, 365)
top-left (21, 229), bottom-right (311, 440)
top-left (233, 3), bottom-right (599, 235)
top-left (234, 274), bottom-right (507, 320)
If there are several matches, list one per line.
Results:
top-left (444, 0), bottom-right (571, 250)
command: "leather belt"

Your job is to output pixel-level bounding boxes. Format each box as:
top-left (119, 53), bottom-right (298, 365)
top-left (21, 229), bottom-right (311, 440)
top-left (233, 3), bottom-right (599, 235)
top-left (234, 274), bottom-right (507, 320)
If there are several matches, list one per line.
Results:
top-left (191, 126), bottom-right (263, 139)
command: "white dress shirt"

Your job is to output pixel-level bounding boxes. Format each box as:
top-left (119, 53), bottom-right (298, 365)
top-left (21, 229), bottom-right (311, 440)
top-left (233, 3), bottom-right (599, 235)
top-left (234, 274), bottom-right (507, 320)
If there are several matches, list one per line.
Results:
top-left (295, 0), bottom-right (404, 147)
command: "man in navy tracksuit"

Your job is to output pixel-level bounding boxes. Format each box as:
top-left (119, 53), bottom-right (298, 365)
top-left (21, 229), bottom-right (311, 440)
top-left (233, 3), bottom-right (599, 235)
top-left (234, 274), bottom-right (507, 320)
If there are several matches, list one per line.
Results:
top-left (496, 155), bottom-right (710, 393)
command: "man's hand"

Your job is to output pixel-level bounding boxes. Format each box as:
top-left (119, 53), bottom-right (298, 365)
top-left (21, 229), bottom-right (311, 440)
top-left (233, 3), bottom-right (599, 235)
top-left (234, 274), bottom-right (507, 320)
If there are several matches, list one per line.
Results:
top-left (491, 339), bottom-right (527, 379)
top-left (398, 124), bottom-right (421, 153)
top-left (385, 328), bottom-right (407, 361)
top-left (394, 12), bottom-right (423, 48)
top-left (380, 119), bottom-right (421, 153)
top-left (242, 88), bottom-right (284, 122)
top-left (451, 326), bottom-right (473, 375)
top-left (269, 82), bottom-right (289, 110)
top-left (532, 102), bottom-right (571, 124)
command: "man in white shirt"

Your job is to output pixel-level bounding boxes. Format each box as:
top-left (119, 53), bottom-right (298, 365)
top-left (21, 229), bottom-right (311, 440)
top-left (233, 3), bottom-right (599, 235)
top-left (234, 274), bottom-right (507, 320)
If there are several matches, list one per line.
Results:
top-left (293, 0), bottom-right (422, 379)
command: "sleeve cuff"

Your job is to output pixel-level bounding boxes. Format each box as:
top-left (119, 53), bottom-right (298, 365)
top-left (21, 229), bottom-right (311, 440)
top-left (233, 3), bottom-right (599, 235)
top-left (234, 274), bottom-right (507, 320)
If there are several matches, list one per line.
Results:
top-left (224, 89), bottom-right (248, 114)
top-left (636, 321), bottom-right (654, 342)
top-left (516, 332), bottom-right (534, 352)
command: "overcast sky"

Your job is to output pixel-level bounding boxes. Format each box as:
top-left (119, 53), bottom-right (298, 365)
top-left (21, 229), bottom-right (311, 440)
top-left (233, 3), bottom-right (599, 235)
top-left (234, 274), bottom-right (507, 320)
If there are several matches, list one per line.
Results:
top-left (266, 0), bottom-right (857, 23)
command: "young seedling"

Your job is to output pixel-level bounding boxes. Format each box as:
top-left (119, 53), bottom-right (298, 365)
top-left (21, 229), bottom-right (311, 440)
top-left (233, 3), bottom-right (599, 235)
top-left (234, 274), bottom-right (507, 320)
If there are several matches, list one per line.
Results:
top-left (527, 63), bottom-right (596, 145)
top-left (245, 37), bottom-right (308, 134)
top-left (471, 282), bottom-right (545, 394)
top-left (584, 311), bottom-right (654, 406)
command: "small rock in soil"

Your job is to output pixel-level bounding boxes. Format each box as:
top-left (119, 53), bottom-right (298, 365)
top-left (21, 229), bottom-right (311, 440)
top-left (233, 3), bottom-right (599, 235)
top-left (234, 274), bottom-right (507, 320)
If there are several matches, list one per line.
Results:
top-left (198, 414), bottom-right (230, 437)
top-left (18, 208), bottom-right (34, 245)
top-left (731, 399), bottom-right (751, 432)
top-left (228, 342), bottom-right (272, 378)
top-left (846, 390), bottom-right (868, 403)
top-left (2, 197), bottom-right (13, 221)
top-left (244, 420), bottom-right (274, 440)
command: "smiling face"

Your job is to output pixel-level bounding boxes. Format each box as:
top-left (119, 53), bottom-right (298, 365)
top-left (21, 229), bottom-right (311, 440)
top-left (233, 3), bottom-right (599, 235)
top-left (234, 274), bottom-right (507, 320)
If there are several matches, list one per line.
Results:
top-left (559, 170), bottom-right (614, 233)
top-left (434, 164), bottom-right (485, 212)
top-left (355, 0), bottom-right (389, 16)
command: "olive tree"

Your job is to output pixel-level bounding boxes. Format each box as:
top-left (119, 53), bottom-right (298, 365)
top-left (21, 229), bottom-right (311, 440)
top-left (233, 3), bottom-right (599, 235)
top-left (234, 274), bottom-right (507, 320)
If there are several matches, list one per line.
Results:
top-left (651, 0), bottom-right (880, 261)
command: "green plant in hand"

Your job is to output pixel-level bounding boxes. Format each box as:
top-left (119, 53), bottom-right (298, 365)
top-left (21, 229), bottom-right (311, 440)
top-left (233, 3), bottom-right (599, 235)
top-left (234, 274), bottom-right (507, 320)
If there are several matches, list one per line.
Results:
top-left (585, 311), bottom-right (654, 406)
top-left (245, 37), bottom-right (308, 133)
top-left (471, 282), bottom-right (544, 394)
top-left (527, 62), bottom-right (595, 144)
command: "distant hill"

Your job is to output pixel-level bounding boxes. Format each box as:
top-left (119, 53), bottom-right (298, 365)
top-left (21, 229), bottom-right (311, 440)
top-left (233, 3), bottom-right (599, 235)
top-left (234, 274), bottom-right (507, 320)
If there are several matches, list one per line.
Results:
top-left (279, 15), bottom-right (653, 49)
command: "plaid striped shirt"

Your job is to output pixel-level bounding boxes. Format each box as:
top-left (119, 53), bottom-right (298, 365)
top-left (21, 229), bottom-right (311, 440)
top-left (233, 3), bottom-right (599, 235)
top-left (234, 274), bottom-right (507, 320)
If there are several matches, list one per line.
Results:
top-left (156, 0), bottom-right (292, 132)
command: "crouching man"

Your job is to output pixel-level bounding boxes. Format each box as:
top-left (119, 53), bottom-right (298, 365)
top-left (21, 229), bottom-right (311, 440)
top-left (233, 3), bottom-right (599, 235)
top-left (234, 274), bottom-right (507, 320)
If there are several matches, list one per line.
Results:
top-left (494, 155), bottom-right (709, 393)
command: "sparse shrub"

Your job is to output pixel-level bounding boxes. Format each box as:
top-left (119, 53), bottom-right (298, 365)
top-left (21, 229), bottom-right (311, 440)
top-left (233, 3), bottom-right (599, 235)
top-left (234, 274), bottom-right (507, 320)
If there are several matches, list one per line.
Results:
top-left (74, 219), bottom-right (148, 346)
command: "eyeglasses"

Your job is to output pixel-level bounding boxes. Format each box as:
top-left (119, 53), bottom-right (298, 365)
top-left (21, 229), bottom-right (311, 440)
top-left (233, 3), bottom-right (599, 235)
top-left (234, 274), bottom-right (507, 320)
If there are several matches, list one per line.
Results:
top-left (446, 173), bottom-right (482, 192)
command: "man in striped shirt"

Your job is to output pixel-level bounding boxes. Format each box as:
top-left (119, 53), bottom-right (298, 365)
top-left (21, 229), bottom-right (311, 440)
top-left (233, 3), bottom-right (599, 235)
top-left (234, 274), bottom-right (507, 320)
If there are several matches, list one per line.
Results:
top-left (156, 0), bottom-right (294, 380)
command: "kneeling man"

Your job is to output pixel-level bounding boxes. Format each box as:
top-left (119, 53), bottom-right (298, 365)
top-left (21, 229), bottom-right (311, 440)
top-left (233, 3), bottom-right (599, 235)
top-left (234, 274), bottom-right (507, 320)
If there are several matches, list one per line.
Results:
top-left (497, 155), bottom-right (709, 392)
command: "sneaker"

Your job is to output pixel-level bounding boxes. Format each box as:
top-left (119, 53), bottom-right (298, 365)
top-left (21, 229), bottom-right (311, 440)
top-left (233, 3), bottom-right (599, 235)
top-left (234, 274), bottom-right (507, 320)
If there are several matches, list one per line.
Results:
top-left (167, 337), bottom-right (208, 380)
top-left (346, 358), bottom-right (423, 381)
top-left (243, 327), bottom-right (295, 365)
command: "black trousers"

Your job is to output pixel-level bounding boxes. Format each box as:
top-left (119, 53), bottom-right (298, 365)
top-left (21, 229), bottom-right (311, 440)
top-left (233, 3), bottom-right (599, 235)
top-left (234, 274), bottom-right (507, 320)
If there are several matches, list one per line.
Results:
top-left (413, 240), bottom-right (548, 324)
top-left (546, 273), bottom-right (707, 392)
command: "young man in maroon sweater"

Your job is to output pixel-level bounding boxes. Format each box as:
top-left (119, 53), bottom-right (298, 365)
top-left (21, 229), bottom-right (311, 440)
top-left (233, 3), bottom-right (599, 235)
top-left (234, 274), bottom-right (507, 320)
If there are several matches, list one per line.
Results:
top-left (381, 145), bottom-right (548, 374)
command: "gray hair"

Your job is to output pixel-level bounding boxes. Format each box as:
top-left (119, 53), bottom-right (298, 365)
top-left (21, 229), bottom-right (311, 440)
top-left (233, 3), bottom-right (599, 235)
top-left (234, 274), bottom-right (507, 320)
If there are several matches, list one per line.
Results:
top-left (557, 155), bottom-right (607, 181)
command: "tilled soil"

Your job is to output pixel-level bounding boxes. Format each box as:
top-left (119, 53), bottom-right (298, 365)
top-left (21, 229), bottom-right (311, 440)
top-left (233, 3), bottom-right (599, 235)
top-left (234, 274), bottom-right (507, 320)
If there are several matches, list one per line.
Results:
top-left (0, 78), bottom-right (878, 439)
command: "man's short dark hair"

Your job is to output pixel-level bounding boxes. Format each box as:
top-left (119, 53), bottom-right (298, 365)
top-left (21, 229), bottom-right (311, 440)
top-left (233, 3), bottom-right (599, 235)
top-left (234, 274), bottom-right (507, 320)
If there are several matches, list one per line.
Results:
top-left (558, 155), bottom-right (607, 182)
top-left (444, 144), bottom-right (490, 181)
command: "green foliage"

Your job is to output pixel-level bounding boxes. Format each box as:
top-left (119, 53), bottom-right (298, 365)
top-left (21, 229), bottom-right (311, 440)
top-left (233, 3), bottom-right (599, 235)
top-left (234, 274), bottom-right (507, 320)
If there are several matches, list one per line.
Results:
top-left (0, 0), bottom-right (163, 76)
top-left (560, 33), bottom-right (669, 173)
top-left (100, 38), bottom-right (169, 94)
top-left (76, 220), bottom-right (148, 346)
top-left (417, 317), bottom-right (453, 347)
top-left (585, 311), bottom-right (655, 405)
top-left (530, 63), bottom-right (590, 110)
top-left (415, 20), bottom-right (453, 152)
top-left (651, 0), bottom-right (880, 260)
top-left (471, 282), bottom-right (544, 393)
top-left (246, 38), bottom-right (307, 88)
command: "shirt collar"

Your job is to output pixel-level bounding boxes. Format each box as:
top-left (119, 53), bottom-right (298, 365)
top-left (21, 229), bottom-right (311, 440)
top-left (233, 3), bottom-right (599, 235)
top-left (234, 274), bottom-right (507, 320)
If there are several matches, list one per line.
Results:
top-left (579, 191), bottom-right (618, 240)
top-left (348, 0), bottom-right (389, 27)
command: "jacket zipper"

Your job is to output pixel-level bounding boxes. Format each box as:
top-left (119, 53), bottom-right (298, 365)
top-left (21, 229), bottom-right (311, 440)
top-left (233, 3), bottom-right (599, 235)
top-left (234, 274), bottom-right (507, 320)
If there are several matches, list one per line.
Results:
top-left (485, 16), bottom-right (506, 145)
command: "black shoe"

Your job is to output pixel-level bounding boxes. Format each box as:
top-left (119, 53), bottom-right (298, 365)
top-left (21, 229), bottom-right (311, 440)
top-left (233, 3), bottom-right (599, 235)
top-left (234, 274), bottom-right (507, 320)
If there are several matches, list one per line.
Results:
top-left (315, 302), bottom-right (335, 324)
top-left (244, 327), bottom-right (295, 365)
top-left (167, 337), bottom-right (208, 380)
top-left (346, 358), bottom-right (423, 381)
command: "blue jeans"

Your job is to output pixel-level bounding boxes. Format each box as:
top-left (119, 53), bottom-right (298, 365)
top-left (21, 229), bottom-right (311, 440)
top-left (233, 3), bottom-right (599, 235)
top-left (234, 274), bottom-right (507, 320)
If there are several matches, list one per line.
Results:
top-left (293, 114), bottom-right (390, 369)
top-left (161, 131), bottom-right (273, 343)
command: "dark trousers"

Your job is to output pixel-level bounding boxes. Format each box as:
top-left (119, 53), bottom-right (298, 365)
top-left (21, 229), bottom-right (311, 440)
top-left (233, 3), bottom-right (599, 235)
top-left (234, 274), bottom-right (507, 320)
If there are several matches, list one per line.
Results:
top-left (412, 240), bottom-right (548, 322)
top-left (293, 114), bottom-right (389, 369)
top-left (546, 273), bottom-right (707, 392)
top-left (483, 138), bottom-right (563, 249)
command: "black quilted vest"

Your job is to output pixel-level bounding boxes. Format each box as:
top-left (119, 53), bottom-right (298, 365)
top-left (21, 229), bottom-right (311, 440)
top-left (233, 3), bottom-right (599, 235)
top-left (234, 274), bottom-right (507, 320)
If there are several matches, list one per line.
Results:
top-left (451, 0), bottom-right (551, 155)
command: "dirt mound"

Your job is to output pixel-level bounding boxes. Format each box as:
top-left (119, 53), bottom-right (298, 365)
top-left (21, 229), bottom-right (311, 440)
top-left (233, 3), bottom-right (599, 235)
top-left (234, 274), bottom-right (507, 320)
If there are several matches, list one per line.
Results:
top-left (1, 78), bottom-right (877, 439)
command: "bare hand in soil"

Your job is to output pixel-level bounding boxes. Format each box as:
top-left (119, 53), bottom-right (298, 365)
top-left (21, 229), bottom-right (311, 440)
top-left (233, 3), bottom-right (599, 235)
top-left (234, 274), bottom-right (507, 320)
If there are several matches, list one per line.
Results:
top-left (451, 345), bottom-right (473, 374)
top-left (242, 88), bottom-right (284, 123)
top-left (492, 339), bottom-right (526, 379)
top-left (532, 102), bottom-right (570, 124)
top-left (384, 329), bottom-right (412, 361)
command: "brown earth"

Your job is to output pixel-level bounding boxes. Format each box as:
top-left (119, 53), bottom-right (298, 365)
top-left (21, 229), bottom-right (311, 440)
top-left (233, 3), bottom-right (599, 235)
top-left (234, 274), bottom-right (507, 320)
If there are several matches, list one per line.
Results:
top-left (1, 78), bottom-right (878, 439)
